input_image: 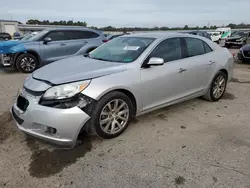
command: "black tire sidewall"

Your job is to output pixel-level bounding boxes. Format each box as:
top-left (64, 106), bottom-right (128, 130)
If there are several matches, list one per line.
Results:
top-left (209, 72), bottom-right (227, 101)
top-left (16, 54), bottom-right (38, 73)
top-left (91, 91), bottom-right (134, 139)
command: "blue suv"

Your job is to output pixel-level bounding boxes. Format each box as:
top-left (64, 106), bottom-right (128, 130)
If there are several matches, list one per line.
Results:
top-left (0, 28), bottom-right (106, 73)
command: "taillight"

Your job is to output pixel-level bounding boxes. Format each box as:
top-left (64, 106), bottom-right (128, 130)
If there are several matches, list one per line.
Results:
top-left (102, 39), bottom-right (108, 43)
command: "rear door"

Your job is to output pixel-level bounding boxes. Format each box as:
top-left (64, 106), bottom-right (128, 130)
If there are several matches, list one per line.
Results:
top-left (181, 37), bottom-right (215, 95)
top-left (64, 30), bottom-right (101, 56)
top-left (39, 30), bottom-right (68, 63)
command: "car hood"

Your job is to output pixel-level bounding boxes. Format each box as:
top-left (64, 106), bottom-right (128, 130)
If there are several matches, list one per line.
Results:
top-left (32, 56), bottom-right (127, 85)
top-left (0, 40), bottom-right (29, 54)
top-left (227, 36), bottom-right (242, 40)
top-left (241, 44), bottom-right (250, 51)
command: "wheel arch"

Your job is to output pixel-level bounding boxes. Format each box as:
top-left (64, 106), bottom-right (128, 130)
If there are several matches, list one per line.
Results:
top-left (96, 88), bottom-right (138, 117)
top-left (219, 69), bottom-right (228, 79)
top-left (14, 50), bottom-right (41, 66)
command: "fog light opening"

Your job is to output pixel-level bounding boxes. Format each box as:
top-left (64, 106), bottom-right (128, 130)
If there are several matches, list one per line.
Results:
top-left (42, 126), bottom-right (57, 134)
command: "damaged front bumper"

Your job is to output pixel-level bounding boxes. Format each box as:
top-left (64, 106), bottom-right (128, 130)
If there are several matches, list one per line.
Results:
top-left (11, 85), bottom-right (96, 147)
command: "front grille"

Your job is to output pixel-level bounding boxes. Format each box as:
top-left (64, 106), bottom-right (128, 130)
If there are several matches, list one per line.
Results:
top-left (243, 51), bottom-right (250, 58)
top-left (0, 54), bottom-right (3, 66)
top-left (23, 87), bottom-right (45, 96)
top-left (229, 40), bottom-right (237, 43)
top-left (17, 95), bottom-right (29, 111)
top-left (12, 108), bottom-right (24, 125)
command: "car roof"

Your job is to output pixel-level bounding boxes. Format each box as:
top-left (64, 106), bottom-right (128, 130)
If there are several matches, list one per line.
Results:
top-left (121, 32), bottom-right (202, 39)
top-left (44, 27), bottom-right (103, 34)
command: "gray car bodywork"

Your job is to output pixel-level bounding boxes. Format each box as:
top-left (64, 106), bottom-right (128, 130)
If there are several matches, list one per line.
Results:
top-left (12, 32), bottom-right (234, 147)
top-left (0, 27), bottom-right (105, 68)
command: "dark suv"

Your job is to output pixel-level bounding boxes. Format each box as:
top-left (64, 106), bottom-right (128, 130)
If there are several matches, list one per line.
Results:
top-left (225, 31), bottom-right (250, 48)
top-left (0, 32), bottom-right (11, 41)
top-left (0, 28), bottom-right (106, 73)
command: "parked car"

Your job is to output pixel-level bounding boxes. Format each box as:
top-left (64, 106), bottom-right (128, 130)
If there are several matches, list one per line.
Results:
top-left (237, 44), bottom-right (250, 63)
top-left (185, 31), bottom-right (212, 40)
top-left (0, 28), bottom-right (106, 73)
top-left (225, 31), bottom-right (250, 48)
top-left (207, 31), bottom-right (221, 43)
top-left (11, 33), bottom-right (234, 147)
top-left (215, 27), bottom-right (232, 39)
top-left (0, 32), bottom-right (11, 41)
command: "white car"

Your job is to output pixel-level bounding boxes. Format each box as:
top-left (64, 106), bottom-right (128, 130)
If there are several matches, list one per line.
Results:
top-left (208, 32), bottom-right (221, 43)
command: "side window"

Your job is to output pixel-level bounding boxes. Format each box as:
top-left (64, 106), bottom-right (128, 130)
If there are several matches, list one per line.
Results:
top-left (148, 38), bottom-right (182, 62)
top-left (185, 38), bottom-right (205, 57)
top-left (66, 31), bottom-right (83, 40)
top-left (203, 42), bottom-right (213, 53)
top-left (46, 31), bottom-right (67, 41)
top-left (82, 31), bottom-right (100, 39)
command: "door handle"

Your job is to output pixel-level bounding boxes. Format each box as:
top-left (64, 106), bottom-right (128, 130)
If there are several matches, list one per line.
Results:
top-left (209, 60), bottom-right (216, 65)
top-left (60, 43), bottom-right (66, 46)
top-left (179, 68), bottom-right (187, 73)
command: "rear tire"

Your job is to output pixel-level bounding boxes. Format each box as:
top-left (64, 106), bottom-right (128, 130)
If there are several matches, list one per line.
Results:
top-left (16, 54), bottom-right (39, 73)
top-left (203, 71), bottom-right (227, 102)
top-left (217, 39), bottom-right (221, 44)
top-left (90, 91), bottom-right (134, 139)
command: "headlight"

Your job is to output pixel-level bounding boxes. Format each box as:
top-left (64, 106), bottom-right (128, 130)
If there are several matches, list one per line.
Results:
top-left (236, 38), bottom-right (244, 42)
top-left (42, 80), bottom-right (91, 100)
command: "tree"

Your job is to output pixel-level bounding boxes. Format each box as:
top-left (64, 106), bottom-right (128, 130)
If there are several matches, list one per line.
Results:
top-left (184, 25), bottom-right (189, 30)
top-left (26, 19), bottom-right (87, 27)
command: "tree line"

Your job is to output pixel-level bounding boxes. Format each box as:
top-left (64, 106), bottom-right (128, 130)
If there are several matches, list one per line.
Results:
top-left (26, 19), bottom-right (250, 31)
top-left (26, 19), bottom-right (87, 27)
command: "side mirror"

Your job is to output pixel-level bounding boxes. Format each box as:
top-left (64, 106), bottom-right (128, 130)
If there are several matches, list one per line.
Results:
top-left (43, 37), bottom-right (52, 44)
top-left (147, 57), bottom-right (164, 66)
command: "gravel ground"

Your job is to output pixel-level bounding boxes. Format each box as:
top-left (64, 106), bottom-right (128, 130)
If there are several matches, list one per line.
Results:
top-left (1, 49), bottom-right (250, 188)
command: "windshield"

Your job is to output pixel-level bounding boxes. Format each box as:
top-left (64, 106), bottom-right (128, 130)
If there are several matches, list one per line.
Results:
top-left (28, 30), bottom-right (48, 41)
top-left (21, 33), bottom-right (37, 41)
top-left (231, 31), bottom-right (248, 37)
top-left (89, 37), bottom-right (155, 63)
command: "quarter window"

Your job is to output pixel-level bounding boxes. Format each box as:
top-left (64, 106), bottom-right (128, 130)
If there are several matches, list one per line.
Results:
top-left (83, 31), bottom-right (99, 38)
top-left (204, 42), bottom-right (213, 53)
top-left (149, 38), bottom-right (182, 62)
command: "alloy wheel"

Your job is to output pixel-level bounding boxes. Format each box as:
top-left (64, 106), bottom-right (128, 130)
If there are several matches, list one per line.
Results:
top-left (212, 76), bottom-right (226, 99)
top-left (20, 57), bottom-right (36, 72)
top-left (99, 99), bottom-right (129, 134)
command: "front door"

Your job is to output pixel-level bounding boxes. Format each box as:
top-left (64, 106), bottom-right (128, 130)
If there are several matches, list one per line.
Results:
top-left (140, 38), bottom-right (188, 111)
top-left (39, 31), bottom-right (68, 63)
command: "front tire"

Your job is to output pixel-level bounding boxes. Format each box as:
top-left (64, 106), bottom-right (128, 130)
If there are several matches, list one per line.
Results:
top-left (91, 91), bottom-right (134, 139)
top-left (203, 71), bottom-right (227, 102)
top-left (16, 54), bottom-right (39, 73)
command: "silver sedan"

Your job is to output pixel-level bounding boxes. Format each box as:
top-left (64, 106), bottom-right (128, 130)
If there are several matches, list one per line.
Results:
top-left (11, 32), bottom-right (234, 147)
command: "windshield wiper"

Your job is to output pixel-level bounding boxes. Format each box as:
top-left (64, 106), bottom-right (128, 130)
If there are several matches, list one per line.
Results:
top-left (91, 57), bottom-right (116, 62)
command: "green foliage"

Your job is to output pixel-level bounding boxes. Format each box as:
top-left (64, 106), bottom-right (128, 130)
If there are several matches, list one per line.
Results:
top-left (25, 19), bottom-right (250, 31)
top-left (26, 19), bottom-right (87, 27)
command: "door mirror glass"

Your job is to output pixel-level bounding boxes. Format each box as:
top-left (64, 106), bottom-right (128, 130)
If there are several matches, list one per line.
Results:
top-left (148, 57), bottom-right (164, 66)
top-left (44, 37), bottom-right (52, 44)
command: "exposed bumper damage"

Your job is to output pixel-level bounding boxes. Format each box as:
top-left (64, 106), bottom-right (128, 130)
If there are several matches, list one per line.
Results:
top-left (0, 41), bottom-right (27, 68)
top-left (0, 54), bottom-right (15, 67)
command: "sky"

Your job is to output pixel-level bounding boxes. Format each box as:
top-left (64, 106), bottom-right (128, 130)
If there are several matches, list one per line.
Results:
top-left (0, 0), bottom-right (249, 28)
